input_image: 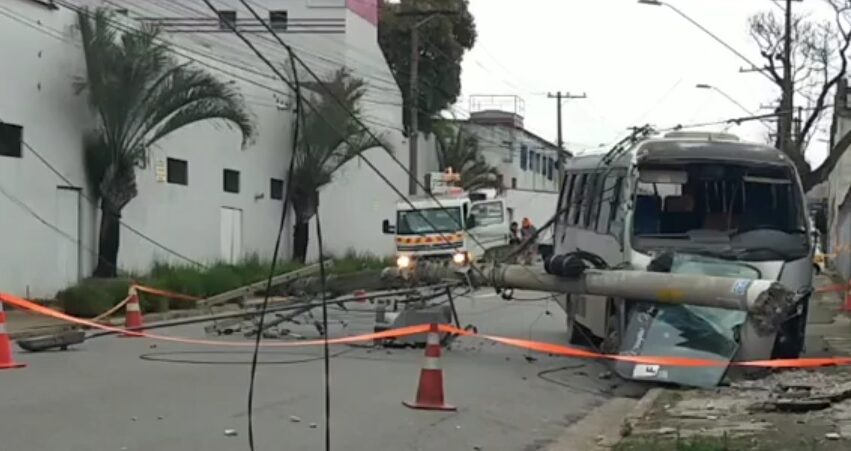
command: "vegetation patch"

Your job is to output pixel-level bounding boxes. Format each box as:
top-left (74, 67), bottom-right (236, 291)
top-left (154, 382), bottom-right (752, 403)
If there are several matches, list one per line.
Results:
top-left (58, 252), bottom-right (391, 317)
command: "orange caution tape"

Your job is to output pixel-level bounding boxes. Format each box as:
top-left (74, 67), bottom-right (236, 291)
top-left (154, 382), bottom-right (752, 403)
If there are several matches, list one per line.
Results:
top-left (4, 290), bottom-right (851, 369)
top-left (132, 284), bottom-right (202, 302)
top-left (0, 292), bottom-right (429, 348)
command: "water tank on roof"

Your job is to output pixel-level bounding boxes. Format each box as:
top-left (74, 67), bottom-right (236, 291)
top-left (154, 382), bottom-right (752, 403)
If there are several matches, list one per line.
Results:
top-left (663, 131), bottom-right (740, 141)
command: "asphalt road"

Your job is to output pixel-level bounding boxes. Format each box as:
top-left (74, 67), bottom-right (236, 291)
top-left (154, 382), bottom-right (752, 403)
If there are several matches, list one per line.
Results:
top-left (0, 289), bottom-right (642, 451)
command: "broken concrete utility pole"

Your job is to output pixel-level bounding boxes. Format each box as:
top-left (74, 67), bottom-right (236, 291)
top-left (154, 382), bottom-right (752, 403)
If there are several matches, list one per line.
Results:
top-left (382, 264), bottom-right (796, 333)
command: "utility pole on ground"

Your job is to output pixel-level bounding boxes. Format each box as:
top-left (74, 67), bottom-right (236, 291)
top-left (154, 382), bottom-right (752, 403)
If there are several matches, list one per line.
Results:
top-left (547, 91), bottom-right (586, 187)
top-left (400, 9), bottom-right (456, 195)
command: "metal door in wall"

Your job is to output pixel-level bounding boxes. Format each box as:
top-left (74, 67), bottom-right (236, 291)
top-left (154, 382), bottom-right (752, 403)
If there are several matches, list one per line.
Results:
top-left (55, 186), bottom-right (81, 287)
top-left (220, 207), bottom-right (243, 264)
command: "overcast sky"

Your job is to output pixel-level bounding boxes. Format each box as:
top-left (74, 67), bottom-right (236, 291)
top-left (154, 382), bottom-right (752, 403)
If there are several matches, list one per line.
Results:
top-left (457, 0), bottom-right (839, 164)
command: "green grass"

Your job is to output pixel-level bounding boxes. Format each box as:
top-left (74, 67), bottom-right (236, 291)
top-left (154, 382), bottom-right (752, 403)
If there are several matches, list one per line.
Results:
top-left (614, 432), bottom-right (773, 451)
top-left (57, 252), bottom-right (392, 317)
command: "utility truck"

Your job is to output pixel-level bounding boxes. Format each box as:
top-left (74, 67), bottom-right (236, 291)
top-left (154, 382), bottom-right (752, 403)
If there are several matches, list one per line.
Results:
top-left (382, 170), bottom-right (510, 273)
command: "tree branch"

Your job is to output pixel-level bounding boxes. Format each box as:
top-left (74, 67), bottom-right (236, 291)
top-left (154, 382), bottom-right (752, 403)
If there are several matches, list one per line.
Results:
top-left (805, 128), bottom-right (851, 190)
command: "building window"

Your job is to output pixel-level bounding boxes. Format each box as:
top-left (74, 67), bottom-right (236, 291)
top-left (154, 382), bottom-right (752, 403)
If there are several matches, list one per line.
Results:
top-left (218, 10), bottom-right (237, 30)
top-left (223, 169), bottom-right (240, 193)
top-left (166, 158), bottom-right (188, 185)
top-left (270, 178), bottom-right (284, 200)
top-left (520, 145), bottom-right (528, 170)
top-left (0, 122), bottom-right (22, 158)
top-left (511, 177), bottom-right (517, 189)
top-left (547, 158), bottom-right (554, 181)
top-left (541, 156), bottom-right (547, 176)
top-left (530, 151), bottom-right (537, 172)
top-left (269, 10), bottom-right (288, 30)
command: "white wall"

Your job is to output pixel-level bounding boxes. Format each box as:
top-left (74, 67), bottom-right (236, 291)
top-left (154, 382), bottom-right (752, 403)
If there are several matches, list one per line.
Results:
top-left (0, 0), bottom-right (407, 297)
top-left (303, 5), bottom-right (410, 260)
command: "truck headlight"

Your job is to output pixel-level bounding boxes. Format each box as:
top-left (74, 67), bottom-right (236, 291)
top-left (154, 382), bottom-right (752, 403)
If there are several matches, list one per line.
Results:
top-left (397, 255), bottom-right (411, 269)
top-left (452, 252), bottom-right (467, 265)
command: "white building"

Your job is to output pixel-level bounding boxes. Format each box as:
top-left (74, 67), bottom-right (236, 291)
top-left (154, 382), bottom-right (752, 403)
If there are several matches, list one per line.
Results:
top-left (453, 109), bottom-right (566, 228)
top-left (827, 79), bottom-right (851, 278)
top-left (0, 0), bottom-right (415, 298)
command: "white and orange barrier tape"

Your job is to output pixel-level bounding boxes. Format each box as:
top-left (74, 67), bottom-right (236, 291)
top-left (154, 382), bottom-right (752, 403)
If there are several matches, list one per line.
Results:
top-left (3, 291), bottom-right (851, 369)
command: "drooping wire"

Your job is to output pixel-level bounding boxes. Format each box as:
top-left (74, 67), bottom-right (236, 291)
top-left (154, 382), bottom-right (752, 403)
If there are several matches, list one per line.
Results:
top-left (314, 209), bottom-right (332, 451)
top-left (243, 45), bottom-right (303, 451)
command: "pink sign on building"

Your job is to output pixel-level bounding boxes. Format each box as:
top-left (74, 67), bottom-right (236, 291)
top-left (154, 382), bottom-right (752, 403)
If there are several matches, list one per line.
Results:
top-left (347, 0), bottom-right (378, 26)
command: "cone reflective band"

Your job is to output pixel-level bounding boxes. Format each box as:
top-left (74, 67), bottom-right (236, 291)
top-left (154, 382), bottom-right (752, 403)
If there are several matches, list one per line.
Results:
top-left (404, 323), bottom-right (456, 411)
top-left (122, 286), bottom-right (144, 337)
top-left (0, 300), bottom-right (25, 369)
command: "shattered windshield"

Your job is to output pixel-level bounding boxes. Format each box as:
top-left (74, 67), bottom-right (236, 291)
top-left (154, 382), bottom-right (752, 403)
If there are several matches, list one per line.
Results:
top-left (615, 253), bottom-right (758, 388)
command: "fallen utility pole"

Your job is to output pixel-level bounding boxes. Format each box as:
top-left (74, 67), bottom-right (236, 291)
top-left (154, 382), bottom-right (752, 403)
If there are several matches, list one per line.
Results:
top-left (199, 261), bottom-right (328, 307)
top-left (382, 264), bottom-right (796, 333)
top-left (85, 283), bottom-right (459, 339)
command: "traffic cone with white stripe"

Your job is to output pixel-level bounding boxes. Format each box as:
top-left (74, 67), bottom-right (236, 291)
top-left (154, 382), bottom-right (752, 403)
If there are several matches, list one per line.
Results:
top-left (0, 300), bottom-right (25, 369)
top-left (122, 286), bottom-right (143, 337)
top-left (403, 323), bottom-right (456, 411)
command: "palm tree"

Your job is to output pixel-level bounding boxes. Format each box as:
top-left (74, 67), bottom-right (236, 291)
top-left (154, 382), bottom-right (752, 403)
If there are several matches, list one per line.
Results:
top-left (76, 8), bottom-right (255, 277)
top-left (433, 122), bottom-right (501, 192)
top-left (290, 69), bottom-right (385, 262)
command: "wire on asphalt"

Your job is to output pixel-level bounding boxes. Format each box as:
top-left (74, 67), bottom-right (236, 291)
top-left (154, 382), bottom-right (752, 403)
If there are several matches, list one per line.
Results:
top-left (314, 209), bottom-right (332, 451)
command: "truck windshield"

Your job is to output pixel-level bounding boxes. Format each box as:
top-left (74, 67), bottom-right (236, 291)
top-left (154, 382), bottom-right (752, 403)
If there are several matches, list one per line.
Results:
top-left (397, 208), bottom-right (463, 235)
top-left (631, 162), bottom-right (809, 261)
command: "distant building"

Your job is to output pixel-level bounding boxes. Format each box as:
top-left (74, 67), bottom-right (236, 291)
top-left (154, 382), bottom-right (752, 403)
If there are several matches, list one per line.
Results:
top-left (826, 78), bottom-right (851, 277)
top-left (456, 109), bottom-right (569, 194)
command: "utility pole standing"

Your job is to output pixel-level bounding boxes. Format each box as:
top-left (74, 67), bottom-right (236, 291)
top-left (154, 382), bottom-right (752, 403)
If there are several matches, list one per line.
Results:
top-left (548, 91), bottom-right (586, 186)
top-left (401, 9), bottom-right (456, 196)
top-left (409, 26), bottom-right (420, 195)
top-left (779, 0), bottom-right (794, 153)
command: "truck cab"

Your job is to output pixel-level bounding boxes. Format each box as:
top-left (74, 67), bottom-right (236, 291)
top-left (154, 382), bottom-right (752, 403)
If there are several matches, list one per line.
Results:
top-left (382, 172), bottom-right (510, 272)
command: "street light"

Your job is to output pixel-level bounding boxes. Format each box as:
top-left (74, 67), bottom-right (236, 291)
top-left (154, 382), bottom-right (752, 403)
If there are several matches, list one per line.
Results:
top-left (695, 84), bottom-right (755, 116)
top-left (638, 0), bottom-right (770, 81)
top-left (695, 83), bottom-right (774, 131)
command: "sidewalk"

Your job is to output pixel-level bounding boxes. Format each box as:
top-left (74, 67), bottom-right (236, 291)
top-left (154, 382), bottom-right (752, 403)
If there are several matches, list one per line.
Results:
top-left (612, 272), bottom-right (851, 451)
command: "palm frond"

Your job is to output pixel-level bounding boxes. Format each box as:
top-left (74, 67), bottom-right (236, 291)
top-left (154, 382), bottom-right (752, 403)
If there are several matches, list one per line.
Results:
top-left (292, 69), bottom-right (388, 194)
top-left (77, 6), bottom-right (255, 179)
top-left (433, 122), bottom-right (502, 191)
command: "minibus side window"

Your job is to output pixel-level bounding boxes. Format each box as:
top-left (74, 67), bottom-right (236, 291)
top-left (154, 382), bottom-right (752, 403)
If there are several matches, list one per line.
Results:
top-left (608, 176), bottom-right (625, 237)
top-left (570, 174), bottom-right (587, 225)
top-left (597, 174), bottom-right (620, 234)
top-left (582, 173), bottom-right (599, 228)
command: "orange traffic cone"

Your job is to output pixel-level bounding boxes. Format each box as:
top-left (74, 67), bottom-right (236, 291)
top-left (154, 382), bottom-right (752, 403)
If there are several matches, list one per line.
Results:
top-left (0, 300), bottom-right (26, 369)
top-left (122, 286), bottom-right (144, 337)
top-left (403, 323), bottom-right (456, 411)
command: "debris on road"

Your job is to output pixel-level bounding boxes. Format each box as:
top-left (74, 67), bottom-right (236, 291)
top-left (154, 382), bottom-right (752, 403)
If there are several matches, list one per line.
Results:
top-left (289, 415), bottom-right (302, 423)
top-left (224, 429), bottom-right (238, 437)
top-left (826, 432), bottom-right (841, 440)
top-left (309, 423), bottom-right (318, 429)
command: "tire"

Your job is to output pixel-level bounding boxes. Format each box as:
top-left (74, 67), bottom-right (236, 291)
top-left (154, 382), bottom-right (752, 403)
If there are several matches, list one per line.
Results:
top-left (564, 295), bottom-right (593, 345)
top-left (771, 298), bottom-right (809, 359)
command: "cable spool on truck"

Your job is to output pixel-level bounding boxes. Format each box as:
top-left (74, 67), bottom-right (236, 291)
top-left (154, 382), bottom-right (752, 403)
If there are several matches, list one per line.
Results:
top-left (381, 168), bottom-right (511, 278)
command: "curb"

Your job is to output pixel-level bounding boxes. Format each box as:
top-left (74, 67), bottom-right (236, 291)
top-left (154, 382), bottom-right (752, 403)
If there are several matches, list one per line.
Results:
top-left (546, 387), bottom-right (665, 451)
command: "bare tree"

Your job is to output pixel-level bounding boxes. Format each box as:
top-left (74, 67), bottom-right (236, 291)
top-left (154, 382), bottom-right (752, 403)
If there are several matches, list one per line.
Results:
top-left (748, 0), bottom-right (851, 190)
